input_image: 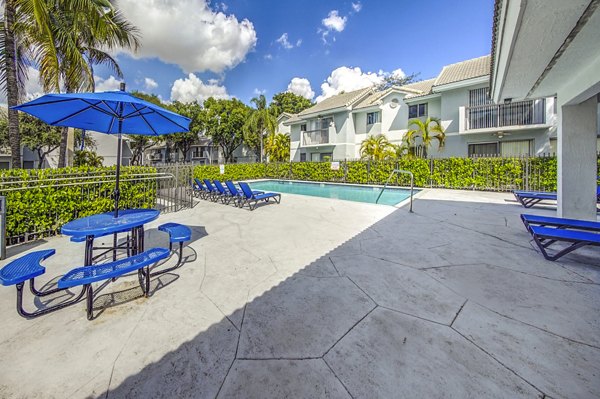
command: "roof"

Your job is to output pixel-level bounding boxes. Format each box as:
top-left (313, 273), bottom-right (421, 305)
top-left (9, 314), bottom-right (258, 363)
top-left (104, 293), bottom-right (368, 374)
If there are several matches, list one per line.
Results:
top-left (277, 112), bottom-right (294, 122)
top-left (353, 89), bottom-right (389, 110)
top-left (401, 78), bottom-right (437, 99)
top-left (298, 87), bottom-right (372, 116)
top-left (434, 55), bottom-right (491, 86)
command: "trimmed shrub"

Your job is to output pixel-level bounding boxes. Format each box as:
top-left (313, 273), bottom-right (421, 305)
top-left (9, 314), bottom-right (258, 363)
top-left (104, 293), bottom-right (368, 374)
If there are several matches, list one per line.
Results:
top-left (0, 166), bottom-right (156, 243)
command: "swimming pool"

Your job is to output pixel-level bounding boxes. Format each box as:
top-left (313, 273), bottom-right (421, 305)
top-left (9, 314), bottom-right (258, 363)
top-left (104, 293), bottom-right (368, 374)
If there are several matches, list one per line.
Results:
top-left (248, 180), bottom-right (415, 206)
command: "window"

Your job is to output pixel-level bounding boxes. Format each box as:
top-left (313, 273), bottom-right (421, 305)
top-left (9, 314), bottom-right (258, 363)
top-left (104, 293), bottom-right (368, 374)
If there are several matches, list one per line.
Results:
top-left (408, 103), bottom-right (427, 118)
top-left (300, 124), bottom-right (307, 132)
top-left (468, 140), bottom-right (534, 157)
top-left (469, 88), bottom-right (492, 107)
top-left (0, 161), bottom-right (10, 169)
top-left (321, 153), bottom-right (333, 161)
top-left (366, 112), bottom-right (379, 125)
top-left (23, 161), bottom-right (34, 169)
top-left (300, 153), bottom-right (306, 162)
top-left (468, 142), bottom-right (499, 157)
top-left (500, 139), bottom-right (533, 157)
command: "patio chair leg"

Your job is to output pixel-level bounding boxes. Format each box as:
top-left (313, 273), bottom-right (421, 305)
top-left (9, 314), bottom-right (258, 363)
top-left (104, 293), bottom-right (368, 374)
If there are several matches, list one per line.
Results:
top-left (145, 266), bottom-right (150, 298)
top-left (29, 278), bottom-right (65, 297)
top-left (86, 284), bottom-right (94, 320)
top-left (15, 280), bottom-right (87, 319)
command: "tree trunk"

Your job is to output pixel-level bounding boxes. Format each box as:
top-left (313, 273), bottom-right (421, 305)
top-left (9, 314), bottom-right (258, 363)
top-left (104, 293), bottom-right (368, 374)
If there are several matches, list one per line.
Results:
top-left (37, 149), bottom-right (45, 169)
top-left (4, 0), bottom-right (21, 168)
top-left (58, 127), bottom-right (69, 167)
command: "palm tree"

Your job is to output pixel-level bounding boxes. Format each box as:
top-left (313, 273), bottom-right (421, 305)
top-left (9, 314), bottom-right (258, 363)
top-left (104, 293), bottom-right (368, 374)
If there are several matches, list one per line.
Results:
top-left (1, 0), bottom-right (139, 168)
top-left (244, 94), bottom-right (276, 162)
top-left (360, 134), bottom-right (394, 161)
top-left (404, 117), bottom-right (446, 158)
top-left (265, 132), bottom-right (290, 162)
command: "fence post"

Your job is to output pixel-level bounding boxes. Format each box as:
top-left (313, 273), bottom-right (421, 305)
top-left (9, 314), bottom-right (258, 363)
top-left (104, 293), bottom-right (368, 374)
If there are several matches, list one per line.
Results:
top-left (0, 196), bottom-right (6, 260)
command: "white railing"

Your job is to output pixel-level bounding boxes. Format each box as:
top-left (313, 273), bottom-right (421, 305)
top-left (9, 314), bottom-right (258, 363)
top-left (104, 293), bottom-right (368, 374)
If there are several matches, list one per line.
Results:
top-left (465, 98), bottom-right (546, 130)
top-left (302, 129), bottom-right (329, 146)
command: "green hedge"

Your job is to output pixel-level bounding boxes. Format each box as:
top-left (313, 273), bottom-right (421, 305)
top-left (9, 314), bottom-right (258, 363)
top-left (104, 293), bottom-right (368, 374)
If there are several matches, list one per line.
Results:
top-left (0, 166), bottom-right (157, 243)
top-left (194, 155), bottom-right (597, 192)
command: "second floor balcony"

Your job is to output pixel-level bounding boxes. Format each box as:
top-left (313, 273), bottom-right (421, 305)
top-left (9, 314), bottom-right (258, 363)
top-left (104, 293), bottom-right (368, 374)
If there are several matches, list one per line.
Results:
top-left (460, 98), bottom-right (554, 133)
top-left (301, 129), bottom-right (330, 146)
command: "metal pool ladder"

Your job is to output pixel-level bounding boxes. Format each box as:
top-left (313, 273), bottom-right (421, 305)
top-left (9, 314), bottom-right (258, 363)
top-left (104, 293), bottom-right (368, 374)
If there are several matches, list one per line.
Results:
top-left (375, 169), bottom-right (414, 212)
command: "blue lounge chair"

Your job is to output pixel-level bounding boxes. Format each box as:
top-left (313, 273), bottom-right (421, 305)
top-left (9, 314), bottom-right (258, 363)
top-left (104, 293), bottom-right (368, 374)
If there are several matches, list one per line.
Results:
top-left (527, 225), bottom-right (600, 261)
top-left (224, 180), bottom-right (263, 207)
top-left (194, 178), bottom-right (210, 199)
top-left (514, 186), bottom-right (600, 208)
top-left (189, 178), bottom-right (205, 198)
top-left (213, 180), bottom-right (235, 204)
top-left (238, 182), bottom-right (281, 210)
top-left (203, 179), bottom-right (221, 201)
top-left (513, 191), bottom-right (557, 208)
top-left (521, 214), bottom-right (600, 232)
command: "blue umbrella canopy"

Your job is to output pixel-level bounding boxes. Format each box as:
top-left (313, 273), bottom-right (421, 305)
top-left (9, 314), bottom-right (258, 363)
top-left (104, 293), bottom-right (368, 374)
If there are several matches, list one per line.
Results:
top-left (13, 90), bottom-right (191, 135)
top-left (13, 90), bottom-right (192, 217)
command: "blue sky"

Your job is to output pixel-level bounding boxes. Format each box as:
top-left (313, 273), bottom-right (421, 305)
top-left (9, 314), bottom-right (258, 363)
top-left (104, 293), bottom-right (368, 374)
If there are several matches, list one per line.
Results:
top-left (91, 0), bottom-right (494, 105)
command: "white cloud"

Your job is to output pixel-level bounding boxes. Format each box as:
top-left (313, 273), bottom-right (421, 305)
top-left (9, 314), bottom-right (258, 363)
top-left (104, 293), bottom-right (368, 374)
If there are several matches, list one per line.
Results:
top-left (253, 88), bottom-right (266, 96)
top-left (296, 39), bottom-right (302, 47)
top-left (264, 53), bottom-right (273, 60)
top-left (287, 77), bottom-right (315, 100)
top-left (118, 0), bottom-right (257, 73)
top-left (23, 67), bottom-right (44, 100)
top-left (94, 75), bottom-right (123, 92)
top-left (276, 33), bottom-right (294, 50)
top-left (322, 10), bottom-right (347, 32)
top-left (391, 68), bottom-right (406, 79)
top-left (315, 66), bottom-right (386, 102)
top-left (144, 77), bottom-right (158, 91)
top-left (171, 73), bottom-right (229, 103)
top-left (351, 2), bottom-right (362, 12)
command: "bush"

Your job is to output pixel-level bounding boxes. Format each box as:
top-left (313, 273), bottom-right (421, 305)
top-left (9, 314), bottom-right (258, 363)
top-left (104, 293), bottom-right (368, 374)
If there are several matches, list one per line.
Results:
top-left (0, 166), bottom-right (157, 243)
top-left (193, 155), bottom-right (594, 193)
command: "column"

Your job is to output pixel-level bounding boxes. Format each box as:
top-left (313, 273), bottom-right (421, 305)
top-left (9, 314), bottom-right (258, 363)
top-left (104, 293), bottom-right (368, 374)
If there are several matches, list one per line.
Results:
top-left (557, 96), bottom-right (598, 220)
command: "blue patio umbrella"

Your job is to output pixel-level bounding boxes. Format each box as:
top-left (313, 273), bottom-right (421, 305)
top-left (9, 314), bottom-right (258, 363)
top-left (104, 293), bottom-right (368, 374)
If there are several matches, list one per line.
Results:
top-left (13, 85), bottom-right (191, 216)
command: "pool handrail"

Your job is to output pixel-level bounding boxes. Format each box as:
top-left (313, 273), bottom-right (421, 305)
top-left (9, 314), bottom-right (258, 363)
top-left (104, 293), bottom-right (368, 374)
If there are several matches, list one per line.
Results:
top-left (376, 169), bottom-right (414, 212)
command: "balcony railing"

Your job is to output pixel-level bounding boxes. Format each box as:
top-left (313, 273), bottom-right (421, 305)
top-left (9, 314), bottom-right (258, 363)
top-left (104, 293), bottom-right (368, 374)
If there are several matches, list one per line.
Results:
top-left (466, 98), bottom-right (546, 130)
top-left (302, 129), bottom-right (329, 146)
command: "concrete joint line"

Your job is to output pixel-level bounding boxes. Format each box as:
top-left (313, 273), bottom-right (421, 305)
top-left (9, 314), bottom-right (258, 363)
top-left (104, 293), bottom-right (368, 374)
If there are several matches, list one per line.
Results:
top-left (322, 357), bottom-right (356, 399)
top-left (450, 326), bottom-right (546, 397)
top-left (450, 299), bottom-right (468, 327)
top-left (216, 304), bottom-right (246, 398)
top-left (323, 305), bottom-right (378, 358)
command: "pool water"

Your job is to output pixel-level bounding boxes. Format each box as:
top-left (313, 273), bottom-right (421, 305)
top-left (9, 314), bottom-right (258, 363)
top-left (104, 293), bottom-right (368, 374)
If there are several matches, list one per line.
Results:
top-left (248, 180), bottom-right (415, 206)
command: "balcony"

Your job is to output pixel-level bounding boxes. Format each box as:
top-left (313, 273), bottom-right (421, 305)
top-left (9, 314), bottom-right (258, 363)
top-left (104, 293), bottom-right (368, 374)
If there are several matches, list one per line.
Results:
top-left (460, 98), bottom-right (553, 133)
top-left (301, 129), bottom-right (330, 146)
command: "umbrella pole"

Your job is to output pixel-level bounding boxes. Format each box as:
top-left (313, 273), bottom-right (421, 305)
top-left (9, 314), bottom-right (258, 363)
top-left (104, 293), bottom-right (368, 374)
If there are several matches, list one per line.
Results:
top-left (114, 131), bottom-right (122, 217)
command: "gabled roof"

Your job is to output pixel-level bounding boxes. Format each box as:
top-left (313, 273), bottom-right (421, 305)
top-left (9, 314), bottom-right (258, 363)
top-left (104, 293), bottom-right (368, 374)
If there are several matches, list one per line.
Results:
top-left (297, 87), bottom-right (372, 116)
top-left (277, 112), bottom-right (294, 122)
top-left (401, 78), bottom-right (437, 99)
top-left (434, 55), bottom-right (491, 87)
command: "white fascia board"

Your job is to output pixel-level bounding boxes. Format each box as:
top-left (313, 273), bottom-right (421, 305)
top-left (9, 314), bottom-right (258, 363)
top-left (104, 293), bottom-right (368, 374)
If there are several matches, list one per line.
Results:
top-left (297, 106), bottom-right (348, 119)
top-left (433, 76), bottom-right (490, 92)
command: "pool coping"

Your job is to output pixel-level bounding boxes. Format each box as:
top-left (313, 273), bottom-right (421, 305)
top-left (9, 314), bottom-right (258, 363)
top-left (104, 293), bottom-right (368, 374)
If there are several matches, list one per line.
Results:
top-left (244, 178), bottom-right (427, 209)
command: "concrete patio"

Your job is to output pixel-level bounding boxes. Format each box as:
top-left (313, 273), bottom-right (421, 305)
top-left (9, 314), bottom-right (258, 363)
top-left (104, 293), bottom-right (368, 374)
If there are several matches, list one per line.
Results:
top-left (0, 188), bottom-right (599, 398)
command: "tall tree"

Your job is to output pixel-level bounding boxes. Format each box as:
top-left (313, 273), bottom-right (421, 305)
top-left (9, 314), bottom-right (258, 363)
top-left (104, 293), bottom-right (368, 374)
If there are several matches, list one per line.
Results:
top-left (128, 91), bottom-right (163, 165)
top-left (204, 97), bottom-right (249, 163)
top-left (20, 0), bottom-right (140, 167)
top-left (1, 0), bottom-right (23, 167)
top-left (269, 92), bottom-right (313, 116)
top-left (376, 72), bottom-right (419, 91)
top-left (265, 132), bottom-right (290, 162)
top-left (168, 101), bottom-right (203, 161)
top-left (404, 117), bottom-right (446, 158)
top-left (243, 94), bottom-right (276, 162)
top-left (19, 113), bottom-right (62, 168)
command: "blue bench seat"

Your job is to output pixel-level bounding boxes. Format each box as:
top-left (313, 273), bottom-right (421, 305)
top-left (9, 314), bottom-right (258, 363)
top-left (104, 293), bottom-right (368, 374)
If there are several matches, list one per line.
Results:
top-left (155, 223), bottom-right (192, 275)
top-left (158, 223), bottom-right (192, 243)
top-left (57, 247), bottom-right (170, 289)
top-left (0, 249), bottom-right (55, 286)
top-left (521, 214), bottom-right (600, 232)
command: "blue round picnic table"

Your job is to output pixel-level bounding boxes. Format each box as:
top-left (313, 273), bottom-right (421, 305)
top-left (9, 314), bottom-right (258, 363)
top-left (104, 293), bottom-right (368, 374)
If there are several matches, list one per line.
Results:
top-left (61, 209), bottom-right (160, 265)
